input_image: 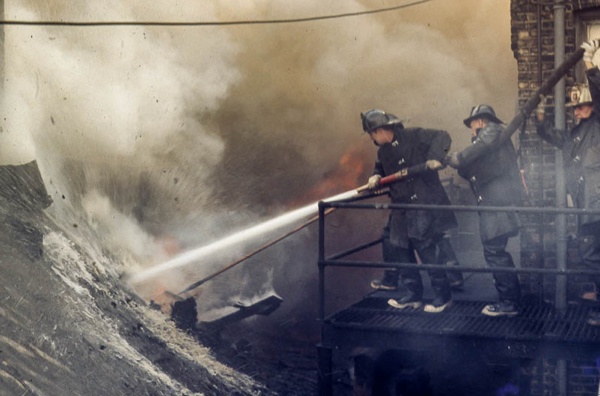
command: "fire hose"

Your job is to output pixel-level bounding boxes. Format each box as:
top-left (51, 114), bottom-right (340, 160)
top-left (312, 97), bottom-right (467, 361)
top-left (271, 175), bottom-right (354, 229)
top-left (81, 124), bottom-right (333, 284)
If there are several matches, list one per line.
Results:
top-left (172, 48), bottom-right (584, 299)
top-left (357, 47), bottom-right (585, 193)
top-left (501, 47), bottom-right (584, 143)
top-left (356, 163), bottom-right (429, 193)
top-left (176, 208), bottom-right (338, 296)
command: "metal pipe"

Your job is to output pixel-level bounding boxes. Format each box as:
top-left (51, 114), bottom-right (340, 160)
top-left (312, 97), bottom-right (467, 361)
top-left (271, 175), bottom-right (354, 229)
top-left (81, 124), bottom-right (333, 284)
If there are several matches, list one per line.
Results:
top-left (320, 259), bottom-right (600, 276)
top-left (554, 0), bottom-right (568, 316)
top-left (327, 238), bottom-right (382, 260)
top-left (318, 202), bottom-right (326, 322)
top-left (537, 0), bottom-right (546, 306)
top-left (538, 3), bottom-right (543, 87)
top-left (554, 1), bottom-right (568, 393)
top-left (322, 201), bottom-right (600, 215)
top-left (337, 188), bottom-right (389, 203)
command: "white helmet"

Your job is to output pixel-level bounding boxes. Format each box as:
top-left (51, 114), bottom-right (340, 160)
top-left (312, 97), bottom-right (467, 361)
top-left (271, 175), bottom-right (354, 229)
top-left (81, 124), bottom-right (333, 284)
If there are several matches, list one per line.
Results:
top-left (567, 84), bottom-right (593, 107)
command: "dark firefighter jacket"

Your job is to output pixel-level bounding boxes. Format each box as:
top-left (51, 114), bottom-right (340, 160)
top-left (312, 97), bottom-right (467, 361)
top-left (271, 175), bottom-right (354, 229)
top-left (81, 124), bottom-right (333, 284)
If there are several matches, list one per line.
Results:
top-left (537, 67), bottom-right (600, 232)
top-left (373, 125), bottom-right (458, 250)
top-left (455, 122), bottom-right (522, 243)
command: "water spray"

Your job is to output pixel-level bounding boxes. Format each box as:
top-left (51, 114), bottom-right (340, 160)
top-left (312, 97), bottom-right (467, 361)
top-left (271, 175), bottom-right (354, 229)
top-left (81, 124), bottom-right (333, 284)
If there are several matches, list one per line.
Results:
top-left (129, 189), bottom-right (359, 285)
top-left (176, 207), bottom-right (336, 296)
top-left (131, 161), bottom-right (436, 293)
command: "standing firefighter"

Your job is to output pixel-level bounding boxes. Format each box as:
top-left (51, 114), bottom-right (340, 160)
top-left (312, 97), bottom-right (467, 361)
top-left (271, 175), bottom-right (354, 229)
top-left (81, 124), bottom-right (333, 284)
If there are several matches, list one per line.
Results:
top-left (536, 40), bottom-right (600, 326)
top-left (448, 105), bottom-right (522, 317)
top-left (362, 108), bottom-right (457, 313)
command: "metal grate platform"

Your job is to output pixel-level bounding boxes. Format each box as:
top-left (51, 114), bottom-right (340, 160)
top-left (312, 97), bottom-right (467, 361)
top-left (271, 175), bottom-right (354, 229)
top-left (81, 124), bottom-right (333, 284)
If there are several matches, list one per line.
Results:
top-left (322, 296), bottom-right (600, 359)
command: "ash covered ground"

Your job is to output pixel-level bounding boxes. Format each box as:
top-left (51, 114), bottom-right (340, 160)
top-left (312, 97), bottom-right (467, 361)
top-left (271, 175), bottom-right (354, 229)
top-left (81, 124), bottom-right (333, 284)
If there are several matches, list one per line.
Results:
top-left (0, 169), bottom-right (375, 395)
top-left (0, 159), bottom-right (375, 396)
top-left (0, 206), bottom-right (275, 395)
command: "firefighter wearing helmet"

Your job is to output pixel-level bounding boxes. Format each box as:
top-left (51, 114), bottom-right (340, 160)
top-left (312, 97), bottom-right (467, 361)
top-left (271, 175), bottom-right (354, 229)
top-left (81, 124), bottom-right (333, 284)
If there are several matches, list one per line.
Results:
top-left (361, 108), bottom-right (460, 313)
top-left (447, 104), bottom-right (523, 317)
top-left (536, 39), bottom-right (600, 326)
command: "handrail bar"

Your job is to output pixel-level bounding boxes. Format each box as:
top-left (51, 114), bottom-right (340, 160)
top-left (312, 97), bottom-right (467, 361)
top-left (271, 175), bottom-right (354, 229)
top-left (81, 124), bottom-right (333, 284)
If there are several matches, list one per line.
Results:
top-left (316, 198), bottom-right (600, 322)
top-left (320, 259), bottom-right (600, 276)
top-left (327, 238), bottom-right (383, 261)
top-left (320, 201), bottom-right (600, 215)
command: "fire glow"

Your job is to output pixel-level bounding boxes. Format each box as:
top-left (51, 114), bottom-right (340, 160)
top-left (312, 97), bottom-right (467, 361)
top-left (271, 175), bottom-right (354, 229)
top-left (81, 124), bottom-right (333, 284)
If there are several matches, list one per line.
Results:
top-left (287, 141), bottom-right (370, 207)
top-left (129, 189), bottom-right (357, 285)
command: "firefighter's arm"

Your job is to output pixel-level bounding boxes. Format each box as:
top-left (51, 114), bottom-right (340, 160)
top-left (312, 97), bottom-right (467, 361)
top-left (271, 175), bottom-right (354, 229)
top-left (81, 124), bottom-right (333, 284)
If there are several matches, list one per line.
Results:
top-left (536, 120), bottom-right (566, 149)
top-left (452, 124), bottom-right (501, 167)
top-left (420, 128), bottom-right (452, 161)
top-left (535, 94), bottom-right (547, 123)
top-left (372, 159), bottom-right (384, 177)
top-left (582, 40), bottom-right (599, 70)
top-left (368, 160), bottom-right (384, 189)
top-left (587, 67), bottom-right (600, 110)
top-left (582, 40), bottom-right (600, 108)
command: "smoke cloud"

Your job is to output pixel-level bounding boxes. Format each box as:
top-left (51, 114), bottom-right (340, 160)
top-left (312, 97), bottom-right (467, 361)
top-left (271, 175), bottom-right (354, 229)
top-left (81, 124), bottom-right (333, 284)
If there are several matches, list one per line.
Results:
top-left (0, 1), bottom-right (516, 319)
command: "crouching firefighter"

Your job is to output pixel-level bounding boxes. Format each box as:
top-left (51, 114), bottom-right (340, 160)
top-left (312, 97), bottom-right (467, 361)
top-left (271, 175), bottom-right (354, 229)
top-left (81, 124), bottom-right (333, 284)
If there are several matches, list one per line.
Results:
top-left (361, 108), bottom-right (457, 313)
top-left (447, 105), bottom-right (523, 317)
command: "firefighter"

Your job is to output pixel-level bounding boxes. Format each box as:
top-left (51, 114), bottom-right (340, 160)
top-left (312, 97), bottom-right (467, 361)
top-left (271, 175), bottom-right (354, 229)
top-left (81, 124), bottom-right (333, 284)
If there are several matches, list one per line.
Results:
top-left (362, 109), bottom-right (457, 313)
top-left (535, 39), bottom-right (600, 326)
top-left (447, 105), bottom-right (522, 317)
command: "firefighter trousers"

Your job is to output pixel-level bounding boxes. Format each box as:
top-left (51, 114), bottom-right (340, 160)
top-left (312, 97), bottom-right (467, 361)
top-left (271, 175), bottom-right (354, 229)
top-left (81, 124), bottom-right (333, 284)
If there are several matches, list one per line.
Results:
top-left (578, 231), bottom-right (600, 290)
top-left (482, 235), bottom-right (520, 302)
top-left (382, 236), bottom-right (451, 300)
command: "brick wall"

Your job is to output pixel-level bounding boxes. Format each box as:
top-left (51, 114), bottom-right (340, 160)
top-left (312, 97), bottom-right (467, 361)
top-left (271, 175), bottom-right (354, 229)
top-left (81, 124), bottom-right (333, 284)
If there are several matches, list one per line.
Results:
top-left (512, 0), bottom-right (600, 299)
top-left (512, 1), bottom-right (600, 394)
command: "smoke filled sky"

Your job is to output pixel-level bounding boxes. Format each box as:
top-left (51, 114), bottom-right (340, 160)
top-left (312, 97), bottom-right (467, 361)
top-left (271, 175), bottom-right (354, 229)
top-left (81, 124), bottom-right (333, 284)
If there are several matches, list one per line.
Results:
top-left (0, 0), bottom-right (516, 266)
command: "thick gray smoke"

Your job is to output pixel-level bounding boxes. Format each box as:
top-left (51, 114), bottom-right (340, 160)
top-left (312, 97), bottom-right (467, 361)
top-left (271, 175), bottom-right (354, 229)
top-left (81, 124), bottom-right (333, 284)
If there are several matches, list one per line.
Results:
top-left (2, 2), bottom-right (241, 269)
top-left (209, 0), bottom-right (517, 206)
top-left (0, 0), bottom-right (516, 316)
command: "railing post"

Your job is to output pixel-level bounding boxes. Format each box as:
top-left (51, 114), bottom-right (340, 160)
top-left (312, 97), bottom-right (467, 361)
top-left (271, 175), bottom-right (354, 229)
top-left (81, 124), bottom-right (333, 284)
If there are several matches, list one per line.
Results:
top-left (317, 343), bottom-right (333, 396)
top-left (554, 2), bottom-right (568, 395)
top-left (554, 0), bottom-right (567, 317)
top-left (318, 201), bottom-right (326, 322)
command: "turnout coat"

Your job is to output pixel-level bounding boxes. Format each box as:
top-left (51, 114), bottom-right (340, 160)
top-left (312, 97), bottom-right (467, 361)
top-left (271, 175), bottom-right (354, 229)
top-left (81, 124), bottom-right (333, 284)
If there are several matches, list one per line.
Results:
top-left (537, 67), bottom-right (600, 232)
top-left (373, 125), bottom-right (458, 250)
top-left (456, 122), bottom-right (522, 243)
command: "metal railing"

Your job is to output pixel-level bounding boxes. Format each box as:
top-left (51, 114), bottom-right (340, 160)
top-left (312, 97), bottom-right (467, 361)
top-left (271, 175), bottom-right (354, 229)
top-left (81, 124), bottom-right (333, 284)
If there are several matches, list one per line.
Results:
top-left (317, 192), bottom-right (600, 322)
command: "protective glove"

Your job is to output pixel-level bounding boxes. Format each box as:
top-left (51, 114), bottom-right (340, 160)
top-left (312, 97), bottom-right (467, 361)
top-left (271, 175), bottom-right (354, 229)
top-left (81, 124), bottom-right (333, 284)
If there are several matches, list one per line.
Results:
top-left (581, 40), bottom-right (600, 63)
top-left (368, 174), bottom-right (382, 190)
top-left (446, 152), bottom-right (461, 169)
top-left (425, 159), bottom-right (443, 170)
top-left (535, 94), bottom-right (547, 122)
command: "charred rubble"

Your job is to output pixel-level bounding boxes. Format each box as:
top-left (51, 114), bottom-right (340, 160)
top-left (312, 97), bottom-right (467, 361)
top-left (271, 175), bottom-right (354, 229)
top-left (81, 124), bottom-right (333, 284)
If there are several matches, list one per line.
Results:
top-left (0, 161), bottom-right (273, 395)
top-left (170, 294), bottom-right (320, 395)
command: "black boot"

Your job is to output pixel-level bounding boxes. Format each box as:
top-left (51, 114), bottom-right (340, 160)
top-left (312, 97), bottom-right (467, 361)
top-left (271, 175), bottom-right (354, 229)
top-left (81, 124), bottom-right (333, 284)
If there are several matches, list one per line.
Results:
top-left (371, 269), bottom-right (399, 291)
top-left (423, 296), bottom-right (452, 313)
top-left (482, 300), bottom-right (519, 317)
top-left (420, 243), bottom-right (452, 313)
top-left (388, 290), bottom-right (423, 310)
top-left (588, 310), bottom-right (600, 326)
top-left (438, 237), bottom-right (464, 289)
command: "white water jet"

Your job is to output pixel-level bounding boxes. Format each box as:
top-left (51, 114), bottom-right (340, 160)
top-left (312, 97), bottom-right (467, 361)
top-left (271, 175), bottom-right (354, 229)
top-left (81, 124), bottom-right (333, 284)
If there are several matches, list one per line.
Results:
top-left (129, 189), bottom-right (357, 284)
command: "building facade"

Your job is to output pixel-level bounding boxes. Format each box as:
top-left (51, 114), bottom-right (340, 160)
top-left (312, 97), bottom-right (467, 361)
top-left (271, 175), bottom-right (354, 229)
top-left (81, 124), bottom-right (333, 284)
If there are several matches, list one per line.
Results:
top-left (512, 1), bottom-right (600, 394)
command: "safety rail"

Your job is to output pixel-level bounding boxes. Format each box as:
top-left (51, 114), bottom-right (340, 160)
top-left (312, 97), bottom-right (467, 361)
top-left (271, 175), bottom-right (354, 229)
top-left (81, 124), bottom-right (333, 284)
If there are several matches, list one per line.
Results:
top-left (317, 193), bottom-right (600, 322)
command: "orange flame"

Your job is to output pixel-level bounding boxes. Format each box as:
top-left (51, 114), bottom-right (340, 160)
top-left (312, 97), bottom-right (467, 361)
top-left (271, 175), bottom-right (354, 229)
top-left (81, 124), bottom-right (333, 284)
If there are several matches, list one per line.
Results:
top-left (289, 140), bottom-right (372, 207)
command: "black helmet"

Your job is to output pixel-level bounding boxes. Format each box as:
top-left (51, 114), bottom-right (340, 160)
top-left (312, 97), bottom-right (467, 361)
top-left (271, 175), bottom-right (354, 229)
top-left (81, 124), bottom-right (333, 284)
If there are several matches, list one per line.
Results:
top-left (361, 109), bottom-right (403, 133)
top-left (463, 104), bottom-right (504, 127)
